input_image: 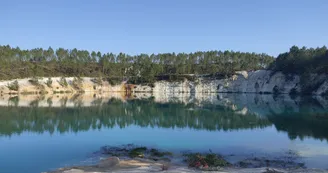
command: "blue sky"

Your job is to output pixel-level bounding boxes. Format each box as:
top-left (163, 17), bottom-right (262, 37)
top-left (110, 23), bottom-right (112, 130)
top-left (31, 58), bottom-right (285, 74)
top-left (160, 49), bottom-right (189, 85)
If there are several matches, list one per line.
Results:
top-left (1, 0), bottom-right (327, 56)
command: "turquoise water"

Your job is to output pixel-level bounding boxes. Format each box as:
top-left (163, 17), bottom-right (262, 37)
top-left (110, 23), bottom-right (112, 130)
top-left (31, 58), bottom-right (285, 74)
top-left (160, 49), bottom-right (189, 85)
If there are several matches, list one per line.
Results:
top-left (1, 94), bottom-right (328, 173)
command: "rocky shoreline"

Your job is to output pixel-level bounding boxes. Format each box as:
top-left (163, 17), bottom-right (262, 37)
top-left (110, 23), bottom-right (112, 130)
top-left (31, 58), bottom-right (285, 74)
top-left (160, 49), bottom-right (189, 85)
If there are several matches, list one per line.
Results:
top-left (1, 70), bottom-right (328, 95)
top-left (46, 145), bottom-right (327, 173)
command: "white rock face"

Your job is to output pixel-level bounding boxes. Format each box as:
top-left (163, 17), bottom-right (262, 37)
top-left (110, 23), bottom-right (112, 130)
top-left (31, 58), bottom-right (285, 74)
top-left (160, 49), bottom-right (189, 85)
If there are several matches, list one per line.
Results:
top-left (133, 85), bottom-right (153, 92)
top-left (0, 70), bottom-right (327, 95)
top-left (152, 79), bottom-right (220, 94)
top-left (235, 71), bottom-right (249, 79)
top-left (195, 79), bottom-right (221, 93)
top-left (217, 70), bottom-right (301, 94)
top-left (150, 70), bottom-right (302, 94)
top-left (153, 80), bottom-right (192, 93)
top-left (0, 77), bottom-right (128, 94)
top-left (142, 70), bottom-right (328, 95)
top-left (151, 70), bottom-right (328, 95)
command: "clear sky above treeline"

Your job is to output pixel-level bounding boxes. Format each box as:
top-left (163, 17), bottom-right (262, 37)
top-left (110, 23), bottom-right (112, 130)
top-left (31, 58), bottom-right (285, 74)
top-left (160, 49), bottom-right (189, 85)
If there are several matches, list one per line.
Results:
top-left (1, 0), bottom-right (327, 56)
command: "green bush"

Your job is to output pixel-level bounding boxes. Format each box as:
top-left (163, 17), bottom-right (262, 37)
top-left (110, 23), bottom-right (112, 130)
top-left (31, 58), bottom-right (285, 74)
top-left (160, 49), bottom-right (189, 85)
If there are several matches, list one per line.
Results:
top-left (183, 152), bottom-right (230, 169)
top-left (72, 77), bottom-right (84, 90)
top-left (7, 80), bottom-right (19, 91)
top-left (45, 78), bottom-right (53, 88)
top-left (58, 77), bottom-right (68, 87)
top-left (28, 77), bottom-right (45, 91)
top-left (106, 77), bottom-right (122, 86)
top-left (128, 147), bottom-right (147, 158)
top-left (150, 149), bottom-right (173, 157)
top-left (91, 77), bottom-right (103, 86)
top-left (28, 77), bottom-right (40, 86)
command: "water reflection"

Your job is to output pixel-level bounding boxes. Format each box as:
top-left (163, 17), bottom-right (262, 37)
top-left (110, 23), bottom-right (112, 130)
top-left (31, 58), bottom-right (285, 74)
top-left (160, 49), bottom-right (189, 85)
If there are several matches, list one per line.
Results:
top-left (0, 93), bottom-right (328, 142)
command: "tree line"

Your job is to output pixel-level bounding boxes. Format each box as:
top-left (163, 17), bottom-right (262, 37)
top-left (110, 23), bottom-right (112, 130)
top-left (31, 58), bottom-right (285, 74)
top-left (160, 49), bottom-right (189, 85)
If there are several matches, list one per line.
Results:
top-left (271, 46), bottom-right (328, 75)
top-left (0, 45), bottom-right (274, 83)
top-left (270, 46), bottom-right (328, 94)
top-left (1, 45), bottom-right (327, 84)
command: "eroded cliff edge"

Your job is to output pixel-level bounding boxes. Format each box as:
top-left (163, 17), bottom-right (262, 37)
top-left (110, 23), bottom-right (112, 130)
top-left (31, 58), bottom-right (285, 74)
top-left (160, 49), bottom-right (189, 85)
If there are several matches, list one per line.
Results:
top-left (153, 70), bottom-right (328, 95)
top-left (0, 70), bottom-right (327, 95)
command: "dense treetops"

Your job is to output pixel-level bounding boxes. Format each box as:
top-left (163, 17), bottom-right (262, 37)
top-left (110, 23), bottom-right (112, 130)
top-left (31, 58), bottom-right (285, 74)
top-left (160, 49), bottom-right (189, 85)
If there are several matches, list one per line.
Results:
top-left (1, 45), bottom-right (327, 84)
top-left (0, 45), bottom-right (274, 83)
top-left (271, 46), bottom-right (328, 75)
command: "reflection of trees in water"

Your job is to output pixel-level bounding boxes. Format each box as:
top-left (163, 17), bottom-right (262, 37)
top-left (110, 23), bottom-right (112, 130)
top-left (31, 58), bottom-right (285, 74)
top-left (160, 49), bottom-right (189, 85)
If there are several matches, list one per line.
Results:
top-left (2, 95), bottom-right (328, 141)
top-left (268, 111), bottom-right (328, 141)
top-left (266, 96), bottom-right (328, 141)
top-left (0, 99), bottom-right (271, 136)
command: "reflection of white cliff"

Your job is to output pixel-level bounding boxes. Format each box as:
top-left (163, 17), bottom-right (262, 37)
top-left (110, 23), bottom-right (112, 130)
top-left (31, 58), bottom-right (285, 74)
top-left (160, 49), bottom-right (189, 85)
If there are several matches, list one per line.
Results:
top-left (216, 94), bottom-right (328, 117)
top-left (149, 93), bottom-right (328, 118)
top-left (1, 92), bottom-right (327, 120)
top-left (0, 92), bottom-right (127, 108)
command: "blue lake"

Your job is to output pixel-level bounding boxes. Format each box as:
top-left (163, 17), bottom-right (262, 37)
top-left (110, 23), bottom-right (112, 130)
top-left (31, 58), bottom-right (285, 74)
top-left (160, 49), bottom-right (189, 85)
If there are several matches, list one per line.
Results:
top-left (1, 93), bottom-right (328, 173)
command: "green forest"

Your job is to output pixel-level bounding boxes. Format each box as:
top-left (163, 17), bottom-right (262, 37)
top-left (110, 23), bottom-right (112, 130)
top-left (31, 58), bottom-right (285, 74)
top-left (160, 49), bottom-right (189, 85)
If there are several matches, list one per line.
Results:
top-left (271, 46), bottom-right (328, 75)
top-left (0, 45), bottom-right (327, 84)
top-left (0, 45), bottom-right (274, 83)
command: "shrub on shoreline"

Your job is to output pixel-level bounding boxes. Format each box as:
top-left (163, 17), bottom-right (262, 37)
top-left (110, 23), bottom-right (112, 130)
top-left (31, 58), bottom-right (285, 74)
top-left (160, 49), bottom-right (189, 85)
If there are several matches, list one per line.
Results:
top-left (91, 77), bottom-right (103, 86)
top-left (58, 77), bottom-right (68, 87)
top-left (28, 77), bottom-right (45, 91)
top-left (183, 152), bottom-right (230, 169)
top-left (72, 77), bottom-right (84, 91)
top-left (7, 80), bottom-right (19, 91)
top-left (45, 78), bottom-right (53, 88)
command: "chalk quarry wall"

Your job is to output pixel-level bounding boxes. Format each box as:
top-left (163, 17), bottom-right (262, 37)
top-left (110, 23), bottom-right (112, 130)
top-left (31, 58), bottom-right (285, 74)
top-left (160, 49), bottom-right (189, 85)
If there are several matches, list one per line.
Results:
top-left (0, 70), bottom-right (327, 95)
top-left (152, 70), bottom-right (328, 95)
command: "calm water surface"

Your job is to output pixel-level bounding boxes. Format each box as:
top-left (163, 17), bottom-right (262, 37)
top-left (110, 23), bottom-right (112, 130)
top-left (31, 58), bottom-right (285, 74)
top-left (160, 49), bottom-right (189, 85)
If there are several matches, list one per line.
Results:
top-left (0, 93), bottom-right (328, 173)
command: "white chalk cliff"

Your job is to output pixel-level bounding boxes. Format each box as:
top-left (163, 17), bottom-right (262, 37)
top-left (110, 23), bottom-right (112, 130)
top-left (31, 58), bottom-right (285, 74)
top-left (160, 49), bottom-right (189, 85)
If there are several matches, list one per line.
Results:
top-left (152, 70), bottom-right (328, 95)
top-left (0, 70), bottom-right (327, 95)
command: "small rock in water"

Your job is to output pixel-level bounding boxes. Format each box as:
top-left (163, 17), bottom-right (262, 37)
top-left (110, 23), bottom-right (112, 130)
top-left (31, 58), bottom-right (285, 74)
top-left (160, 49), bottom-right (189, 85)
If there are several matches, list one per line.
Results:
top-left (98, 157), bottom-right (120, 168)
top-left (62, 169), bottom-right (85, 173)
top-left (263, 168), bottom-right (284, 173)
